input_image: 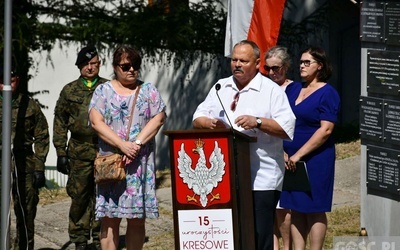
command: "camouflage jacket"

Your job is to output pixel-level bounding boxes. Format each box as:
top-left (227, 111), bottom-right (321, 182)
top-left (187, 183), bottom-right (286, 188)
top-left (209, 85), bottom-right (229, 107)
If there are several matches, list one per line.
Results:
top-left (53, 76), bottom-right (108, 157)
top-left (0, 93), bottom-right (49, 171)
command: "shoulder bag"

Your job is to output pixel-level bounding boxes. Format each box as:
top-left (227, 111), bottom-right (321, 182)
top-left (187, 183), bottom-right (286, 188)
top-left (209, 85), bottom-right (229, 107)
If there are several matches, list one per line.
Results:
top-left (94, 84), bottom-right (141, 184)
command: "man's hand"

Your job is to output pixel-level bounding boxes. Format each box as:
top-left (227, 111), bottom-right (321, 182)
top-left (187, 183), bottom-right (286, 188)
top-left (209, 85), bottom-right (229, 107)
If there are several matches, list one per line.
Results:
top-left (57, 156), bottom-right (69, 175)
top-left (235, 115), bottom-right (257, 130)
top-left (33, 171), bottom-right (46, 189)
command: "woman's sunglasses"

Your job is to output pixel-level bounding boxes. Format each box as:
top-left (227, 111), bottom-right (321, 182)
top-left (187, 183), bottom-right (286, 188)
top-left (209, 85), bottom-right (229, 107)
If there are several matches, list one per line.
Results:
top-left (118, 63), bottom-right (135, 72)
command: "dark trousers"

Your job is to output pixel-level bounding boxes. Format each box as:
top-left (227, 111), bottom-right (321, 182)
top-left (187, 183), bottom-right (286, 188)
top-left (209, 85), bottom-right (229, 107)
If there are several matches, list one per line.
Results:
top-left (12, 171), bottom-right (39, 250)
top-left (67, 158), bottom-right (100, 244)
top-left (253, 190), bottom-right (281, 250)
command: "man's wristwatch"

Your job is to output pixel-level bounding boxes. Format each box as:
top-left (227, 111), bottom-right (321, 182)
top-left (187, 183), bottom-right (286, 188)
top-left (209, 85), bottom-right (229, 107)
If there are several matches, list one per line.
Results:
top-left (135, 139), bottom-right (142, 146)
top-left (256, 117), bottom-right (262, 128)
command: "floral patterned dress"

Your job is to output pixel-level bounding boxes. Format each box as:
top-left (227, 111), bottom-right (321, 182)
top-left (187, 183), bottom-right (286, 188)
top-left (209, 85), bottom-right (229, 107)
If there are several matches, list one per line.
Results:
top-left (89, 80), bottom-right (166, 219)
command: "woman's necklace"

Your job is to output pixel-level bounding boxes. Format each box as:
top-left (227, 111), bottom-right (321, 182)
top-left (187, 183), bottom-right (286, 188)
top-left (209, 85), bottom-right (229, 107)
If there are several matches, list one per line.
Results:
top-left (301, 82), bottom-right (325, 98)
top-left (296, 84), bottom-right (315, 104)
top-left (301, 88), bottom-right (312, 98)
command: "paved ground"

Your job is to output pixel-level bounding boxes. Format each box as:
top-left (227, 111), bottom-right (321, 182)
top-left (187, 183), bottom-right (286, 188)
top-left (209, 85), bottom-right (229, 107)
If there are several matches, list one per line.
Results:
top-left (9, 155), bottom-right (360, 249)
top-left (332, 155), bottom-right (360, 209)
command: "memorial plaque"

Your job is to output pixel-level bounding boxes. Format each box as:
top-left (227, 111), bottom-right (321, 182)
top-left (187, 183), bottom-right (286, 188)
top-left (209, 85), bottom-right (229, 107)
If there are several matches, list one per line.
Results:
top-left (367, 145), bottom-right (400, 195)
top-left (383, 100), bottom-right (400, 145)
top-left (360, 1), bottom-right (385, 43)
top-left (360, 96), bottom-right (384, 142)
top-left (385, 2), bottom-right (400, 46)
top-left (367, 50), bottom-right (400, 96)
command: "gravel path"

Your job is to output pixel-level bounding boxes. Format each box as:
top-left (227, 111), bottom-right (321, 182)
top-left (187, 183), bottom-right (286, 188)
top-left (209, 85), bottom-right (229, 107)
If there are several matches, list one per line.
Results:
top-left (332, 155), bottom-right (360, 209)
top-left (9, 155), bottom-right (360, 249)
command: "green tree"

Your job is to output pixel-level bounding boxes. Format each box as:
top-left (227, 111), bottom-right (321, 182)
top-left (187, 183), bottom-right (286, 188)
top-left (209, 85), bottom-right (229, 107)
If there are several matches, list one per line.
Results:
top-left (1, 0), bottom-right (226, 94)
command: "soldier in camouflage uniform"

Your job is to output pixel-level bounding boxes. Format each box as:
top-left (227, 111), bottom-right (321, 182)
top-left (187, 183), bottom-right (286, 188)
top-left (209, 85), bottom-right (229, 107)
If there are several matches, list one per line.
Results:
top-left (53, 46), bottom-right (108, 250)
top-left (0, 67), bottom-right (49, 250)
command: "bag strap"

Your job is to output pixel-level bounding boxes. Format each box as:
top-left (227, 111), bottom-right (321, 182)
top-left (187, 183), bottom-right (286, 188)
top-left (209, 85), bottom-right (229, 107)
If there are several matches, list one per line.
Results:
top-left (125, 83), bottom-right (141, 141)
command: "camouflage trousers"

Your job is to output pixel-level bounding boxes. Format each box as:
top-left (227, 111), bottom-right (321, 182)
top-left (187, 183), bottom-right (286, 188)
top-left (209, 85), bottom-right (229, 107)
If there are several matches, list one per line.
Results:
top-left (11, 171), bottom-right (39, 250)
top-left (66, 158), bottom-right (100, 244)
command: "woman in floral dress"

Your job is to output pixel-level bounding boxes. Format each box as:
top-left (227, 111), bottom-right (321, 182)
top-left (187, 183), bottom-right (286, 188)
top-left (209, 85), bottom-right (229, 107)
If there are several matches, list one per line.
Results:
top-left (89, 45), bottom-right (166, 250)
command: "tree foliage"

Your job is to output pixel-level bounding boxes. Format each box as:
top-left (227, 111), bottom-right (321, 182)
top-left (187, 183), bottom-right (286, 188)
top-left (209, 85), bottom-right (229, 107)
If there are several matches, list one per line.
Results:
top-left (1, 0), bottom-right (335, 93)
top-left (277, 0), bottom-right (330, 81)
top-left (1, 0), bottom-right (227, 93)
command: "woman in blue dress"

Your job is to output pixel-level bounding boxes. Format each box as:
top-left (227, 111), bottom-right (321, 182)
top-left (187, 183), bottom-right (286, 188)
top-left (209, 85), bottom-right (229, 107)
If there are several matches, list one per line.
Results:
top-left (280, 47), bottom-right (340, 250)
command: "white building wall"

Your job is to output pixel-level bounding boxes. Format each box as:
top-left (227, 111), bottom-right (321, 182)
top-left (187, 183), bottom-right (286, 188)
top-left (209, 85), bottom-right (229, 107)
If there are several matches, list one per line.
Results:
top-left (28, 41), bottom-right (230, 187)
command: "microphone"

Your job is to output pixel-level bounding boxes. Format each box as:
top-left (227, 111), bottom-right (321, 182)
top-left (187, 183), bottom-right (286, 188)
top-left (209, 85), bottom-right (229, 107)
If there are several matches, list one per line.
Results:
top-left (214, 83), bottom-right (241, 246)
top-left (215, 83), bottom-right (235, 136)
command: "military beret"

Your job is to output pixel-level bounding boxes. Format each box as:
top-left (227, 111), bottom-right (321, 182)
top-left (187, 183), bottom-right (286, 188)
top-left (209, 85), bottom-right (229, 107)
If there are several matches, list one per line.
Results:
top-left (75, 45), bottom-right (98, 66)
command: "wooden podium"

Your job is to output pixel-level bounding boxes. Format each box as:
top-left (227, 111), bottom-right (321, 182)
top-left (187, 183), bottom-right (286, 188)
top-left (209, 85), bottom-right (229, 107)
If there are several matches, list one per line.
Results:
top-left (164, 129), bottom-right (256, 250)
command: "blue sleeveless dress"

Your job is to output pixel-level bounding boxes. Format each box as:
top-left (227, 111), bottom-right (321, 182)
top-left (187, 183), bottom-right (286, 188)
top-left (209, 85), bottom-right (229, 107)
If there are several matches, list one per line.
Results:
top-left (280, 82), bottom-right (340, 213)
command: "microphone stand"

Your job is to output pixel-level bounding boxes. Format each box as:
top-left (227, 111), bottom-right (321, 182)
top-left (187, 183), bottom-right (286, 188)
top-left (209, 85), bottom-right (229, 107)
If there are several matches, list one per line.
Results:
top-left (215, 84), bottom-right (242, 248)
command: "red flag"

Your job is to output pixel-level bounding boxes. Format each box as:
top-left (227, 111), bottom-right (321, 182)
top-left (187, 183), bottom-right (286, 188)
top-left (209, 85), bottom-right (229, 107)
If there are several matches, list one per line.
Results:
top-left (225, 0), bottom-right (286, 74)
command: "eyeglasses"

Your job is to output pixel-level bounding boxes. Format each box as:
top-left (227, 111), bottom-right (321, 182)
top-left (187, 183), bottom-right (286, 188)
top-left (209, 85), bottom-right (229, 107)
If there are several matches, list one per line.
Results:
top-left (230, 92), bottom-right (240, 112)
top-left (264, 65), bottom-right (282, 72)
top-left (118, 63), bottom-right (135, 72)
top-left (300, 60), bottom-right (318, 67)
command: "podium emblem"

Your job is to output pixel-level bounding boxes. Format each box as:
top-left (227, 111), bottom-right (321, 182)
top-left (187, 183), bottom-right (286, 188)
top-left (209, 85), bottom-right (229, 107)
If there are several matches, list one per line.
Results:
top-left (177, 139), bottom-right (226, 207)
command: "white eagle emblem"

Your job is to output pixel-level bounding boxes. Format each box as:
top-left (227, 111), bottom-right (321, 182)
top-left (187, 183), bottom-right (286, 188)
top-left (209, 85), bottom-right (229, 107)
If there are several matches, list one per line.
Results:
top-left (177, 139), bottom-right (226, 207)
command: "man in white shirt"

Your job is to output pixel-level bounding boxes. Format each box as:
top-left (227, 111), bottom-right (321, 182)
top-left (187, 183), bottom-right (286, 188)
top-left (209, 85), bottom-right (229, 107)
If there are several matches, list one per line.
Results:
top-left (192, 40), bottom-right (295, 250)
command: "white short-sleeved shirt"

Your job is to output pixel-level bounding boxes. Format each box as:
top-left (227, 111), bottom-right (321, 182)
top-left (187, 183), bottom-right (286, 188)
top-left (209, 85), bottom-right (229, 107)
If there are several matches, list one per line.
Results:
top-left (193, 73), bottom-right (295, 191)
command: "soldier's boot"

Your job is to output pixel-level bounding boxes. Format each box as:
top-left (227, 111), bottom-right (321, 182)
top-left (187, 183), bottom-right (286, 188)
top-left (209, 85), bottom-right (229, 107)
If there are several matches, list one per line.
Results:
top-left (75, 242), bottom-right (87, 250)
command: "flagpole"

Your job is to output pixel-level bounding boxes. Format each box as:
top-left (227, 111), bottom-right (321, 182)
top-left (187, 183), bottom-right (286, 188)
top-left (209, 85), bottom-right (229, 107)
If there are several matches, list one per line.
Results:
top-left (2, 0), bottom-right (13, 249)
